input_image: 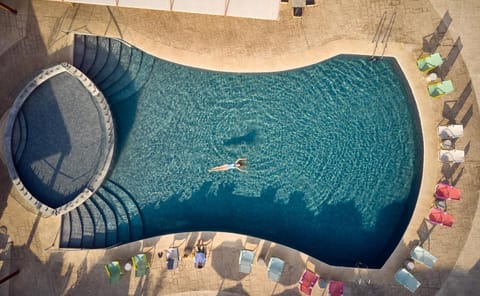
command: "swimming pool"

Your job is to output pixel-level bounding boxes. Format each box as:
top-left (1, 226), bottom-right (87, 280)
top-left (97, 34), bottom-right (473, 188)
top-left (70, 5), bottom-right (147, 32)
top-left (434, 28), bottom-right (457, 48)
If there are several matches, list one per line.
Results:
top-left (66, 36), bottom-right (423, 268)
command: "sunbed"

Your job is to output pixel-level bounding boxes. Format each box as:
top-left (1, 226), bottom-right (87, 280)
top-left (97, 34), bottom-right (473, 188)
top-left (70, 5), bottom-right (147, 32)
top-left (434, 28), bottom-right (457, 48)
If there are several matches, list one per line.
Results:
top-left (438, 149), bottom-right (464, 163)
top-left (435, 183), bottom-right (462, 200)
top-left (437, 124), bottom-right (463, 139)
top-left (239, 249), bottom-right (255, 274)
top-left (298, 269), bottom-right (319, 295)
top-left (267, 257), bottom-right (285, 282)
top-left (132, 253), bottom-right (149, 277)
top-left (105, 261), bottom-right (122, 284)
top-left (395, 268), bottom-right (421, 293)
top-left (429, 208), bottom-right (454, 227)
top-left (166, 247), bottom-right (180, 270)
top-left (416, 53), bottom-right (443, 72)
top-left (410, 246), bottom-right (437, 268)
top-left (428, 80), bottom-right (454, 98)
top-left (328, 280), bottom-right (344, 296)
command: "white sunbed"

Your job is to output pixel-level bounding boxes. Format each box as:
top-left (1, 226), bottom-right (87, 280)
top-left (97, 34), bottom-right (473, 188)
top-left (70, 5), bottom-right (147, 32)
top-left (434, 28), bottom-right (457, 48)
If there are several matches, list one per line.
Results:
top-left (437, 124), bottom-right (464, 139)
top-left (410, 246), bottom-right (437, 269)
top-left (267, 257), bottom-right (285, 282)
top-left (395, 268), bottom-right (421, 293)
top-left (166, 247), bottom-right (180, 270)
top-left (439, 149), bottom-right (465, 163)
top-left (239, 249), bottom-right (255, 274)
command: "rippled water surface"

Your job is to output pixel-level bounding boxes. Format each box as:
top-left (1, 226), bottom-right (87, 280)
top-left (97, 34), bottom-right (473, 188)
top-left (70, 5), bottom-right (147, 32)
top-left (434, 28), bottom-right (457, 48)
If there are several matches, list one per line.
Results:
top-left (108, 55), bottom-right (422, 268)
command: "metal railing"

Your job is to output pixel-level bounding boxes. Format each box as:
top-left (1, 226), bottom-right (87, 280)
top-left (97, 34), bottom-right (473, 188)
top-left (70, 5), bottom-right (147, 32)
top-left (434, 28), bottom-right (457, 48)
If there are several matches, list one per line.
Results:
top-left (371, 11), bottom-right (396, 60)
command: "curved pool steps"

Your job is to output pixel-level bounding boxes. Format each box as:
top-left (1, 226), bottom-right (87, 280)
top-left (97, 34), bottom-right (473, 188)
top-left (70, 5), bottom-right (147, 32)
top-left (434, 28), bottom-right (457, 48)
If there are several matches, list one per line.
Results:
top-left (103, 48), bottom-right (143, 98)
top-left (60, 193), bottom-right (115, 248)
top-left (83, 199), bottom-right (107, 248)
top-left (96, 189), bottom-right (130, 244)
top-left (68, 208), bottom-right (83, 248)
top-left (79, 35), bottom-right (98, 75)
top-left (109, 53), bottom-right (155, 104)
top-left (73, 34), bottom-right (85, 69)
top-left (73, 34), bottom-right (154, 105)
top-left (60, 213), bottom-right (71, 247)
top-left (77, 204), bottom-right (95, 248)
top-left (60, 180), bottom-right (145, 248)
top-left (93, 38), bottom-right (122, 86)
top-left (87, 36), bottom-right (110, 79)
top-left (104, 180), bottom-right (145, 241)
top-left (88, 196), bottom-right (118, 247)
top-left (96, 41), bottom-right (132, 91)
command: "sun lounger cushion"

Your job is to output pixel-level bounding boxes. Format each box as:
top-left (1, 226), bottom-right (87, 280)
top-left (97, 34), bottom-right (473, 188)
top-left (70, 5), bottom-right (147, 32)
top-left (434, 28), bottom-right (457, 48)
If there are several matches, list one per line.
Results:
top-left (417, 53), bottom-right (443, 72)
top-left (437, 124), bottom-right (463, 139)
top-left (267, 257), bottom-right (285, 282)
top-left (299, 269), bottom-right (319, 295)
top-left (167, 248), bottom-right (180, 270)
top-left (438, 149), bottom-right (464, 163)
top-left (435, 183), bottom-right (461, 200)
top-left (429, 208), bottom-right (454, 227)
top-left (428, 80), bottom-right (454, 98)
top-left (328, 280), bottom-right (345, 296)
top-left (410, 246), bottom-right (437, 268)
top-left (132, 254), bottom-right (149, 277)
top-left (395, 268), bottom-right (421, 293)
top-left (239, 249), bottom-right (255, 274)
top-left (105, 261), bottom-right (122, 284)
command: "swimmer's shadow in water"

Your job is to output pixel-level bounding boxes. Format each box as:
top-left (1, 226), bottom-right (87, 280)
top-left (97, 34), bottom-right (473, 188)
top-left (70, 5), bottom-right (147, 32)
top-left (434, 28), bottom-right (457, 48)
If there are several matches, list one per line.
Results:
top-left (223, 130), bottom-right (257, 146)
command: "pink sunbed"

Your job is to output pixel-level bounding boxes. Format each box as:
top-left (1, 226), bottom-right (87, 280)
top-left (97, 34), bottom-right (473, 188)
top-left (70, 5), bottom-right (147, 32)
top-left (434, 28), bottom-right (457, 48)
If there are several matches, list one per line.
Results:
top-left (299, 269), bottom-right (319, 295)
top-left (435, 183), bottom-right (461, 201)
top-left (328, 280), bottom-right (344, 296)
top-left (429, 208), bottom-right (454, 227)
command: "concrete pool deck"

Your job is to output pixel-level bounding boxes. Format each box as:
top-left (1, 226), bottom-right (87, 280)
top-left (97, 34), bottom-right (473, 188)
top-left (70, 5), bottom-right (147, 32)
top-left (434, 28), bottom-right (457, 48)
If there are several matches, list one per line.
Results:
top-left (0, 0), bottom-right (479, 295)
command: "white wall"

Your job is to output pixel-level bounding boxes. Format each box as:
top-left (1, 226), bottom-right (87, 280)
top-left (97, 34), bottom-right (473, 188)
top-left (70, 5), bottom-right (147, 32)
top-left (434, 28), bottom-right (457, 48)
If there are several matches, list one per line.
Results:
top-left (57, 0), bottom-right (280, 20)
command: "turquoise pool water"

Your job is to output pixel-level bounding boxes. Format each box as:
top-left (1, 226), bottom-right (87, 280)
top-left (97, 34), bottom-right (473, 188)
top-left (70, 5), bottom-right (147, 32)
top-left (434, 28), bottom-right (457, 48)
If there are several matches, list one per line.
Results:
top-left (8, 36), bottom-right (421, 266)
top-left (101, 54), bottom-right (422, 268)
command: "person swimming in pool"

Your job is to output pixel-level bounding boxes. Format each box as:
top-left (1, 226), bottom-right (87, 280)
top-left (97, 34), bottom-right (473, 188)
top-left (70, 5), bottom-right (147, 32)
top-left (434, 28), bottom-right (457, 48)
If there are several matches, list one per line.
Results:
top-left (208, 158), bottom-right (247, 173)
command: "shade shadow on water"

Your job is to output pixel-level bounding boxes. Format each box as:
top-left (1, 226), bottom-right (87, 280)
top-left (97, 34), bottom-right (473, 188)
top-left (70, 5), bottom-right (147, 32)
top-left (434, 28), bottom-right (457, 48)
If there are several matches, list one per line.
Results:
top-left (137, 179), bottom-right (413, 268)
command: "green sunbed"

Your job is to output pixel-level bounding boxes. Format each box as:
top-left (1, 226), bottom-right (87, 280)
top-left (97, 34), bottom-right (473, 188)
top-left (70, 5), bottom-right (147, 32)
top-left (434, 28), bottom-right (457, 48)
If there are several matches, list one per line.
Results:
top-left (417, 53), bottom-right (443, 72)
top-left (105, 261), bottom-right (123, 284)
top-left (132, 254), bottom-right (149, 277)
top-left (428, 80), bottom-right (454, 98)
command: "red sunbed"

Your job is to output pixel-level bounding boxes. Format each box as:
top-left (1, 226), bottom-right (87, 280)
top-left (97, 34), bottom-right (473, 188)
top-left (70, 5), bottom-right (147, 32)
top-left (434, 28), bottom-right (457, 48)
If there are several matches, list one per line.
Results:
top-left (435, 183), bottom-right (461, 200)
top-left (429, 208), bottom-right (454, 227)
top-left (299, 269), bottom-right (319, 295)
top-left (328, 280), bottom-right (344, 296)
